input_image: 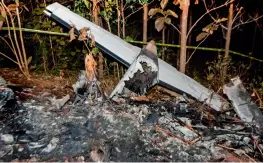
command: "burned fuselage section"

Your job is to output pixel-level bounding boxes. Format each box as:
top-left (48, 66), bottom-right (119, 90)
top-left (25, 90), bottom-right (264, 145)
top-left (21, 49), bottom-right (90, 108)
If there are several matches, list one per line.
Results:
top-left (110, 42), bottom-right (159, 98)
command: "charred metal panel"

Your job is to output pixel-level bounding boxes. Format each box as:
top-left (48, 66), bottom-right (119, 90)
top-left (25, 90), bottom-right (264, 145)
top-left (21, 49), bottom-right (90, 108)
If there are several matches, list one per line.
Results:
top-left (110, 48), bottom-right (159, 97)
top-left (223, 77), bottom-right (263, 132)
top-left (44, 2), bottom-right (229, 111)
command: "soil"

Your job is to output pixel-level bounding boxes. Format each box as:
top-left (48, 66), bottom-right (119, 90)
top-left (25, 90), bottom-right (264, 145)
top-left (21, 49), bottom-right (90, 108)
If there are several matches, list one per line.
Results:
top-left (0, 68), bottom-right (79, 98)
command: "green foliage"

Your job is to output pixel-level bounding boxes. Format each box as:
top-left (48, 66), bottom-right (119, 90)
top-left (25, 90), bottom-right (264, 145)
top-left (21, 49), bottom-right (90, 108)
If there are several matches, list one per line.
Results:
top-left (139, 0), bottom-right (148, 5)
top-left (24, 4), bottom-right (87, 70)
top-left (149, 0), bottom-right (178, 32)
top-left (204, 55), bottom-right (262, 95)
top-left (125, 36), bottom-right (134, 41)
top-left (74, 0), bottom-right (91, 18)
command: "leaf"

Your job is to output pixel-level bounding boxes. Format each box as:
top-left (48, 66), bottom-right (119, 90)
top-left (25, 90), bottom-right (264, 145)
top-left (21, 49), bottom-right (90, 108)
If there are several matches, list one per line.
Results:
top-left (27, 56), bottom-right (32, 65)
top-left (0, 8), bottom-right (6, 31)
top-left (0, 21), bottom-right (3, 31)
top-left (7, 4), bottom-right (16, 12)
top-left (160, 0), bottom-right (169, 9)
top-left (34, 23), bottom-right (41, 30)
top-left (216, 18), bottom-right (228, 23)
top-left (100, 11), bottom-right (106, 17)
top-left (70, 51), bottom-right (76, 56)
top-left (39, 2), bottom-right (46, 8)
top-left (82, 49), bottom-right (88, 54)
top-left (125, 36), bottom-right (134, 41)
top-left (148, 8), bottom-right (164, 17)
top-left (82, 0), bottom-right (90, 9)
top-left (196, 32), bottom-right (209, 41)
top-left (78, 27), bottom-right (89, 41)
top-left (212, 24), bottom-right (219, 31)
top-left (155, 17), bottom-right (165, 32)
top-left (173, 0), bottom-right (180, 6)
top-left (59, 40), bottom-right (65, 46)
top-left (164, 9), bottom-right (178, 18)
top-left (1, 7), bottom-right (7, 20)
top-left (69, 24), bottom-right (76, 42)
top-left (164, 17), bottom-right (171, 25)
top-left (207, 73), bottom-right (214, 81)
top-left (34, 8), bottom-right (44, 15)
top-left (202, 23), bottom-right (218, 35)
top-left (41, 21), bottom-right (52, 29)
top-left (92, 47), bottom-right (99, 55)
top-left (51, 36), bottom-right (57, 40)
top-left (173, 0), bottom-right (186, 10)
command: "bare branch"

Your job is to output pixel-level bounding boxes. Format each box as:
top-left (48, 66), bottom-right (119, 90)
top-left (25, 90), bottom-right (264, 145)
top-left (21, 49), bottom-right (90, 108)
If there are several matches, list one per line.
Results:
top-left (0, 52), bottom-right (18, 65)
top-left (202, 0), bottom-right (227, 30)
top-left (0, 36), bottom-right (16, 54)
top-left (232, 7), bottom-right (243, 23)
top-left (232, 15), bottom-right (263, 30)
top-left (187, 0), bottom-right (234, 40)
top-left (186, 32), bottom-right (210, 65)
top-left (170, 23), bottom-right (181, 34)
top-left (124, 2), bottom-right (137, 11)
top-left (125, 0), bottom-right (154, 20)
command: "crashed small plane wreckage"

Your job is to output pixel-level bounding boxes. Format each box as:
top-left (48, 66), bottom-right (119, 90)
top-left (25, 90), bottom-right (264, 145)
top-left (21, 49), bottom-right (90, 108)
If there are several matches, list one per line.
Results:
top-left (44, 2), bottom-right (229, 111)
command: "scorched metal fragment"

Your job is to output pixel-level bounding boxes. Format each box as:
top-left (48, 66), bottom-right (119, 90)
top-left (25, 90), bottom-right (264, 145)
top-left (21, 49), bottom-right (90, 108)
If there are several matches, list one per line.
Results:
top-left (110, 40), bottom-right (159, 97)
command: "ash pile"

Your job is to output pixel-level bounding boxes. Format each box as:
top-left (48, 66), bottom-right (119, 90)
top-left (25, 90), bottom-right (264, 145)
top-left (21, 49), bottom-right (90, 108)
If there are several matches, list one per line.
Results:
top-left (0, 43), bottom-right (263, 162)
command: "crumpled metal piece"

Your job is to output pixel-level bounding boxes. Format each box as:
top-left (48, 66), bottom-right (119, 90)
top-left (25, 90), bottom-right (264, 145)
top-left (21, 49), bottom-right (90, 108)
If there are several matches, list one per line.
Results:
top-left (223, 77), bottom-right (263, 133)
top-left (72, 70), bottom-right (103, 104)
top-left (110, 42), bottom-right (159, 98)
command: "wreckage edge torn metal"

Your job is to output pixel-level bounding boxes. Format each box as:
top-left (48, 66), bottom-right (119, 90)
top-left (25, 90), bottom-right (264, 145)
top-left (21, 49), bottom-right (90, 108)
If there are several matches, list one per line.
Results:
top-left (44, 2), bottom-right (229, 112)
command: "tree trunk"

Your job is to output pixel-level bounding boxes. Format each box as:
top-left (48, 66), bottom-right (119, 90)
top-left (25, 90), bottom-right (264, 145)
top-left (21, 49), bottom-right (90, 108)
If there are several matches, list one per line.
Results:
top-left (121, 0), bottom-right (125, 38)
top-left (92, 0), bottom-right (103, 79)
top-left (143, 3), bottom-right (148, 48)
top-left (222, 2), bottom-right (234, 81)
top-left (116, 0), bottom-right (121, 37)
top-left (162, 27), bottom-right (165, 60)
top-left (92, 0), bottom-right (100, 25)
top-left (179, 0), bottom-right (189, 73)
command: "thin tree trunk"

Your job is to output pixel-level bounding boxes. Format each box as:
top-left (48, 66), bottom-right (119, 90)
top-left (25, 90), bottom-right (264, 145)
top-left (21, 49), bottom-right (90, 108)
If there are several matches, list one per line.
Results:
top-left (121, 0), bottom-right (125, 38)
top-left (179, 0), bottom-right (189, 73)
top-left (116, 0), bottom-right (121, 37)
top-left (92, 0), bottom-right (103, 79)
top-left (143, 3), bottom-right (148, 48)
top-left (162, 27), bottom-right (165, 60)
top-left (93, 0), bottom-right (100, 25)
top-left (222, 2), bottom-right (234, 80)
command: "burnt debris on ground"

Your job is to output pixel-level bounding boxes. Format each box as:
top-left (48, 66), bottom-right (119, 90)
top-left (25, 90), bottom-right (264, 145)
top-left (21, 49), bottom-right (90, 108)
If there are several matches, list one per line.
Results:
top-left (0, 71), bottom-right (263, 162)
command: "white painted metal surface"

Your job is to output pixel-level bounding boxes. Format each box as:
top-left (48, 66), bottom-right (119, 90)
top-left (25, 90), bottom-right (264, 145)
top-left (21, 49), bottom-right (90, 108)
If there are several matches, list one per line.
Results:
top-left (45, 2), bottom-right (229, 111)
top-left (223, 77), bottom-right (263, 131)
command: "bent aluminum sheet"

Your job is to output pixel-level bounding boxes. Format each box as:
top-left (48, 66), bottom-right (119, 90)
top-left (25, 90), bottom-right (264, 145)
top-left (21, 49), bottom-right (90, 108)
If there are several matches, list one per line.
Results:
top-left (44, 2), bottom-right (229, 111)
top-left (223, 77), bottom-right (263, 132)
